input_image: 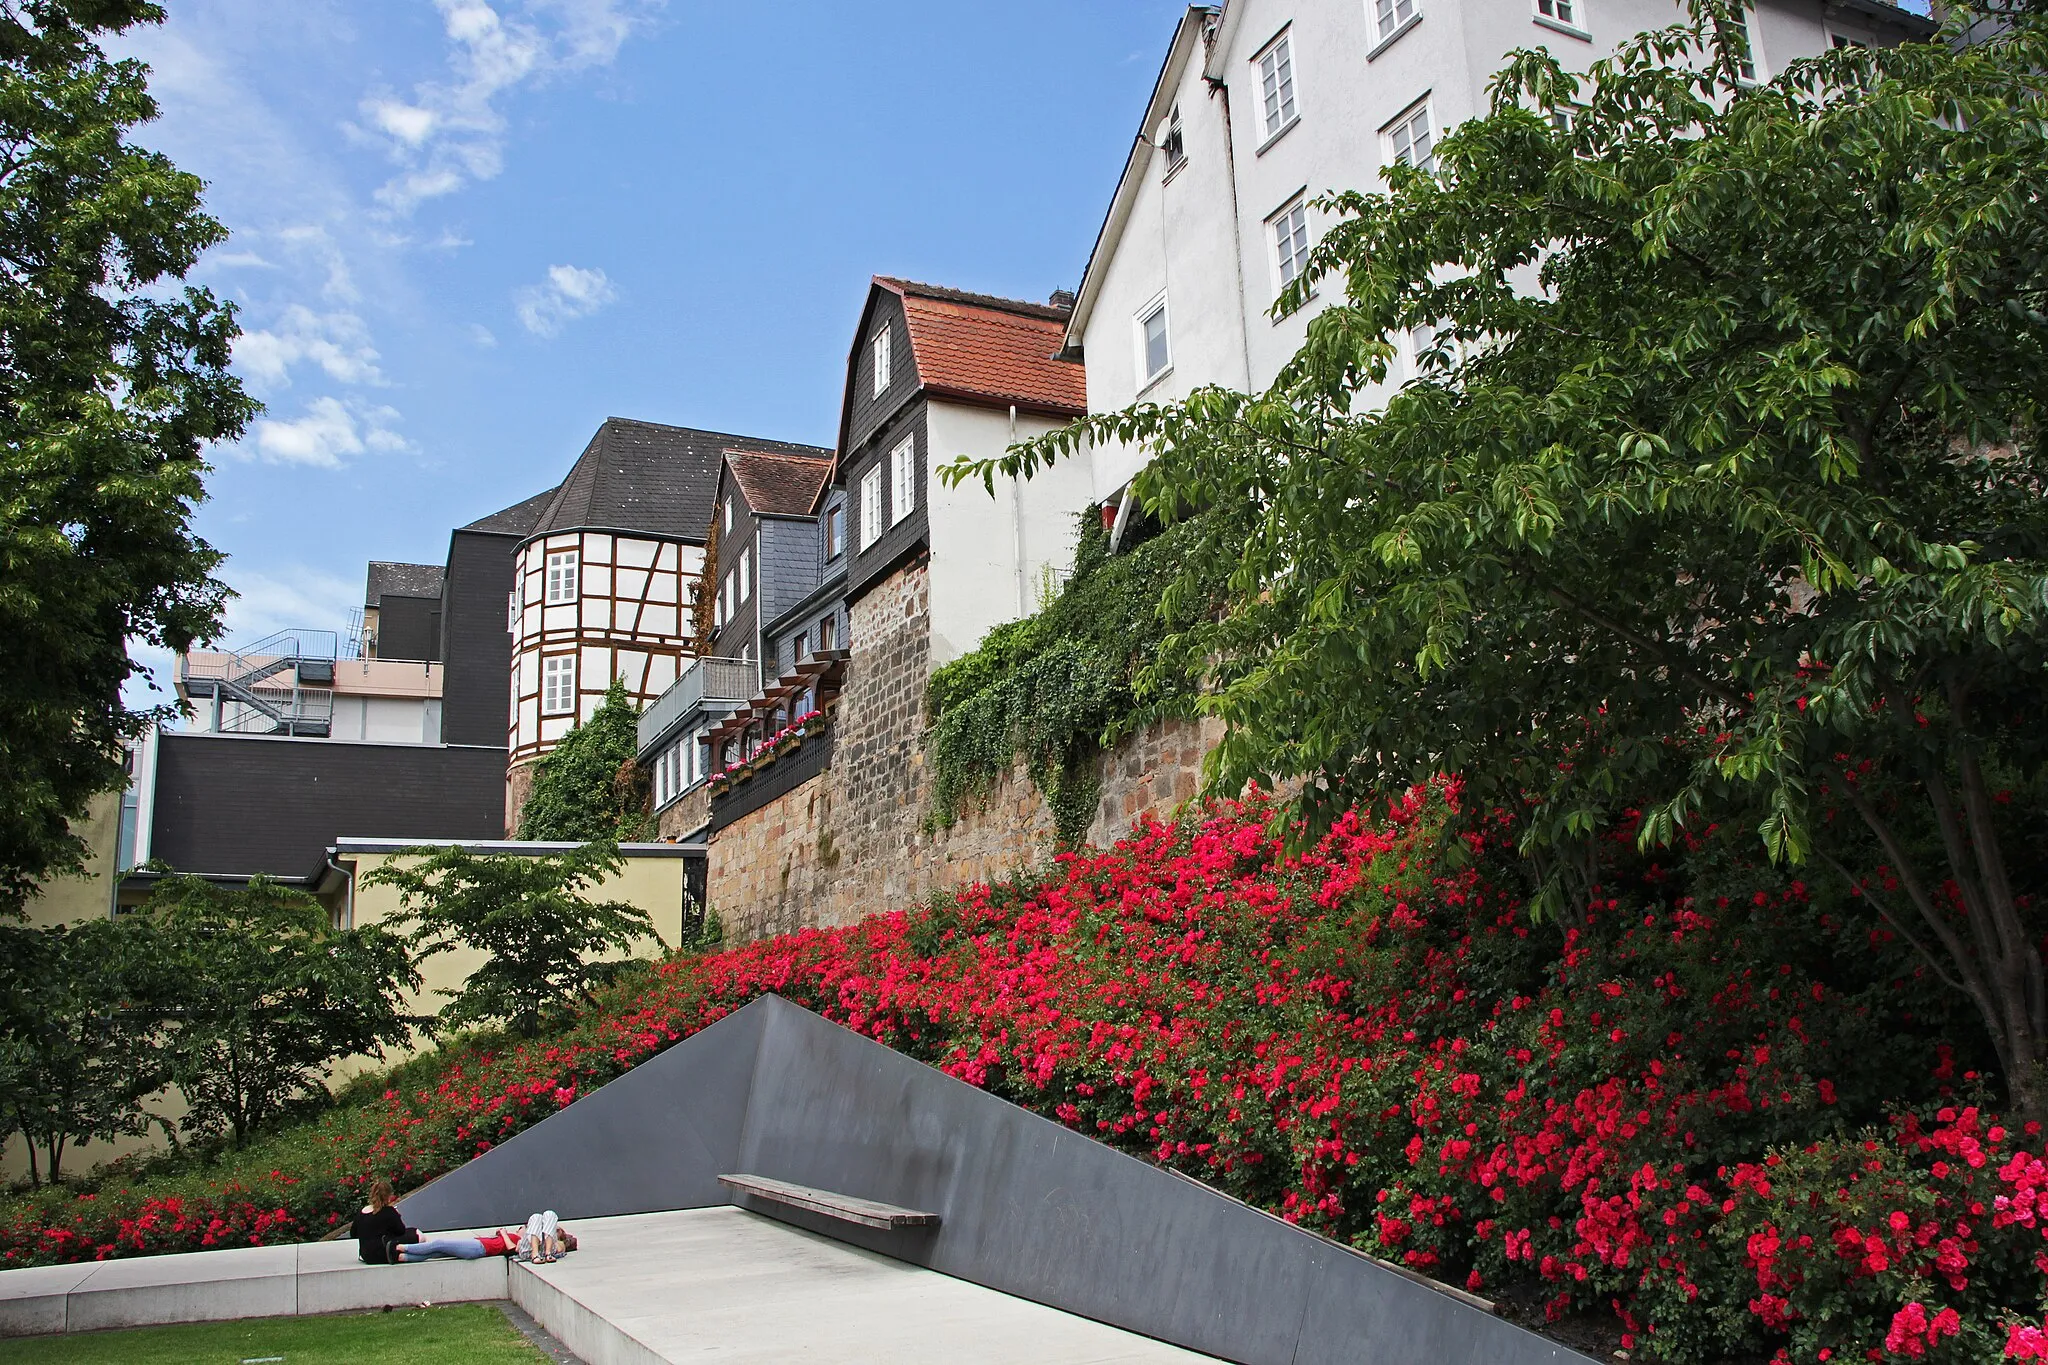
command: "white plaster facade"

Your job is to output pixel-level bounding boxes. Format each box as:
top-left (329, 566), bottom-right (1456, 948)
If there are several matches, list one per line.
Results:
top-left (508, 530), bottom-right (702, 764)
top-left (922, 399), bottom-right (1094, 668)
top-left (1071, 0), bottom-right (1926, 497)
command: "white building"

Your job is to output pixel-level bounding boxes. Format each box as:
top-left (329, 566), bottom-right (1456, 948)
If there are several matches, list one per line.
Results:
top-left (1068, 0), bottom-right (1933, 499)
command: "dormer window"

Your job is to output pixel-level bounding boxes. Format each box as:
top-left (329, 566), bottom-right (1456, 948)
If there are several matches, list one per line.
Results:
top-left (872, 326), bottom-right (892, 397)
top-left (1160, 103), bottom-right (1186, 175)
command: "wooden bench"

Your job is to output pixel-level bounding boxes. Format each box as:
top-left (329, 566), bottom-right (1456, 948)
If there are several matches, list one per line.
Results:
top-left (717, 1173), bottom-right (940, 1230)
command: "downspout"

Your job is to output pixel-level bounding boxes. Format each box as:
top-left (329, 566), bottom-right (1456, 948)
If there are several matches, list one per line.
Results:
top-left (1207, 71), bottom-right (1258, 392)
top-left (1009, 404), bottom-right (1028, 616)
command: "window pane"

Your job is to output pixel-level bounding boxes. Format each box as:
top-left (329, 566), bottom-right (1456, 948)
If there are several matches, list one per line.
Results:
top-left (1143, 305), bottom-right (1169, 377)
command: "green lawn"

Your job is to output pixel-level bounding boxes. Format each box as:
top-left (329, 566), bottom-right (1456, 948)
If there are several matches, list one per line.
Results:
top-left (3, 1304), bottom-right (549, 1364)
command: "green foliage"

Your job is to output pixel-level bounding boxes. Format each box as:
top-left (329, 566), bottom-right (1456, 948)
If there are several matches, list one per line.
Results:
top-left (0, 2), bottom-right (256, 912)
top-left (0, 1304), bottom-right (549, 1365)
top-left (924, 508), bottom-right (1239, 843)
top-left (516, 678), bottom-right (649, 841)
top-left (953, 0), bottom-right (2048, 1116)
top-left (141, 875), bottom-right (419, 1148)
top-left (0, 916), bottom-right (170, 1183)
top-left (360, 842), bottom-right (656, 1038)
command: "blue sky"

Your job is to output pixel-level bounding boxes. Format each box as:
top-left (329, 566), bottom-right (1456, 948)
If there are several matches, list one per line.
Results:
top-left (118, 0), bottom-right (1183, 693)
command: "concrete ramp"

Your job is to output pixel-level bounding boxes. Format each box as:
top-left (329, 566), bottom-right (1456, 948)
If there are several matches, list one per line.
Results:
top-left (404, 993), bottom-right (1593, 1365)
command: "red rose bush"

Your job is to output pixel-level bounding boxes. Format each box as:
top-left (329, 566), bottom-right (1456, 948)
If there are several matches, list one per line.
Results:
top-left (3, 783), bottom-right (2044, 1362)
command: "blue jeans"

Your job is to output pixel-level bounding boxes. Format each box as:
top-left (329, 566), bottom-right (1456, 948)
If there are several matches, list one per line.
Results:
top-left (399, 1236), bottom-right (488, 1261)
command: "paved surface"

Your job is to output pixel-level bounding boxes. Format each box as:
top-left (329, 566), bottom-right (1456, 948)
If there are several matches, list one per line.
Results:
top-left (514, 1208), bottom-right (1215, 1364)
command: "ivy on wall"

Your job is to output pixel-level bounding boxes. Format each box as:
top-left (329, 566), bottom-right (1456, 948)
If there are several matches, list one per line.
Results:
top-left (924, 506), bottom-right (1238, 844)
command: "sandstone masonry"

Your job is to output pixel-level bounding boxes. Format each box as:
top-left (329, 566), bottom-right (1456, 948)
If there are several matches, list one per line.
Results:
top-left (705, 558), bottom-right (1223, 943)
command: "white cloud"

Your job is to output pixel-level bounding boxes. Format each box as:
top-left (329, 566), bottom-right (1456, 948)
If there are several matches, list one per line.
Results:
top-left (363, 0), bottom-right (659, 216)
top-left (233, 305), bottom-right (384, 390)
top-left (217, 564), bottom-right (362, 644)
top-left (515, 263), bottom-right (616, 336)
top-left (468, 322), bottom-right (498, 347)
top-left (244, 396), bottom-right (409, 468)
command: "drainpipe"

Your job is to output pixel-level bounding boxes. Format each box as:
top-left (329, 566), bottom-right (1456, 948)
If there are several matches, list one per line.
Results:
top-left (1009, 404), bottom-right (1028, 616)
top-left (1207, 72), bottom-right (1258, 393)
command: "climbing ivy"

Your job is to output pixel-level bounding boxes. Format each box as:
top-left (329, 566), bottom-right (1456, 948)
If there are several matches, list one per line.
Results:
top-left (924, 506), bottom-right (1238, 844)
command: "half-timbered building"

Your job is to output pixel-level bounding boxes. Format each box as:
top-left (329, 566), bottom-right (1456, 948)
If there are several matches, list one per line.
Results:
top-left (506, 417), bottom-right (830, 828)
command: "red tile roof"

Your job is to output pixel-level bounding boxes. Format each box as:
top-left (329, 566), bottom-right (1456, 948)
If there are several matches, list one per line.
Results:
top-left (725, 448), bottom-right (834, 517)
top-left (875, 278), bottom-right (1086, 417)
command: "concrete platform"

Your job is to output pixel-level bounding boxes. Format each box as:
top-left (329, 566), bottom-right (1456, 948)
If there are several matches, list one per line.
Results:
top-left (0, 1211), bottom-right (1212, 1361)
top-left (0, 1234), bottom-right (506, 1336)
top-left (513, 1208), bottom-right (1214, 1364)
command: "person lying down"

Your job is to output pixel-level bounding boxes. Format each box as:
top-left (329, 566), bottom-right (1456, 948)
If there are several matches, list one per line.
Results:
top-left (397, 1211), bottom-right (577, 1264)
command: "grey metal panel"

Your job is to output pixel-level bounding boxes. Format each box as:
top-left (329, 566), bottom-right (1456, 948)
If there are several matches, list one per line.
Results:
top-left (398, 1003), bottom-right (768, 1230)
top-left (390, 994), bottom-right (1595, 1365)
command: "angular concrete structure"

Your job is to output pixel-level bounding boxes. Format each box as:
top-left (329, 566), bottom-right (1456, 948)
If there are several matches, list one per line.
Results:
top-left (405, 994), bottom-right (1594, 1365)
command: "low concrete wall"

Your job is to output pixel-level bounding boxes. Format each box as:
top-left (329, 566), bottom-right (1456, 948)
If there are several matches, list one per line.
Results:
top-left (0, 1237), bottom-right (506, 1337)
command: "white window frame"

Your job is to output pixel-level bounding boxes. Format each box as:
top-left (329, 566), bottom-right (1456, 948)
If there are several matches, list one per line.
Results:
top-left (544, 550), bottom-right (579, 604)
top-left (1371, 0), bottom-right (1420, 49)
top-left (714, 580), bottom-right (726, 630)
top-left (1534, 0), bottom-right (1586, 34)
top-left (1732, 7), bottom-right (1764, 82)
top-left (824, 504), bottom-right (844, 559)
top-left (541, 655), bottom-right (576, 715)
top-left (722, 497), bottom-right (733, 533)
top-left (1269, 195), bottom-right (1313, 299)
top-left (889, 436), bottom-right (916, 525)
top-left (1383, 97), bottom-right (1436, 176)
top-left (507, 591), bottom-right (521, 634)
top-left (737, 545), bottom-right (752, 605)
top-left (1159, 103), bottom-right (1186, 176)
top-left (1255, 31), bottom-right (1299, 143)
top-left (859, 465), bottom-right (883, 550)
top-left (872, 326), bottom-right (892, 397)
top-left (1137, 294), bottom-right (1171, 387)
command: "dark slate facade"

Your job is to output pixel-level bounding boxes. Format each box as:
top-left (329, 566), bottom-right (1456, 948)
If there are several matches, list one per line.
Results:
top-left (148, 732), bottom-right (507, 880)
top-left (841, 288), bottom-right (930, 603)
top-left (707, 450), bottom-right (838, 679)
top-left (440, 487), bottom-right (554, 747)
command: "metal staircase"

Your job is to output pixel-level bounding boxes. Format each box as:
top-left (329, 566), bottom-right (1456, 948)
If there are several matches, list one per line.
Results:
top-left (179, 628), bottom-right (339, 737)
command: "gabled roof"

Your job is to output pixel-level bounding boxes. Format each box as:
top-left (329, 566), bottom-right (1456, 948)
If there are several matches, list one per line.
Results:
top-left (365, 562), bottom-right (444, 606)
top-left (528, 418), bottom-right (830, 544)
top-left (462, 486), bottom-right (559, 536)
top-left (726, 448), bottom-right (834, 518)
top-left (875, 277), bottom-right (1086, 417)
top-left (1067, 7), bottom-right (1214, 348)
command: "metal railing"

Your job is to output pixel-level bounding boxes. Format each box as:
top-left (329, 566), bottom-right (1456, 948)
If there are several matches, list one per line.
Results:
top-left (180, 628), bottom-right (341, 737)
top-left (638, 655), bottom-right (756, 754)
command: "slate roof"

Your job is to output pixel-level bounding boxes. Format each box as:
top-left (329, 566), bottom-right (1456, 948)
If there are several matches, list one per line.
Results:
top-left (528, 418), bottom-right (830, 543)
top-left (365, 561), bottom-right (444, 606)
top-left (462, 486), bottom-right (559, 536)
top-left (726, 449), bottom-right (834, 517)
top-left (874, 278), bottom-right (1087, 417)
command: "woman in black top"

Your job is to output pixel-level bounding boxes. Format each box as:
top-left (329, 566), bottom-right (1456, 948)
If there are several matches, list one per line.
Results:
top-left (350, 1178), bottom-right (409, 1264)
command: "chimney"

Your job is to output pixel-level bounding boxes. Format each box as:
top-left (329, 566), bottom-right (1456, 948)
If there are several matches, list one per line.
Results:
top-left (1047, 288), bottom-right (1077, 311)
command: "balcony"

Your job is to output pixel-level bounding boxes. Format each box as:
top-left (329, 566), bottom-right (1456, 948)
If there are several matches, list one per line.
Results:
top-left (637, 654), bottom-right (757, 756)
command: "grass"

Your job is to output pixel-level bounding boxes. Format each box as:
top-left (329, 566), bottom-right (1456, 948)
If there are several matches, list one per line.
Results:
top-left (3, 1304), bottom-right (548, 1364)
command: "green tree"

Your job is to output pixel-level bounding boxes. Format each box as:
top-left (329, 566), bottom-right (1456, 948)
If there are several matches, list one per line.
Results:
top-left (360, 842), bottom-right (657, 1038)
top-left (143, 875), bottom-right (419, 1147)
top-left (0, 2), bottom-right (256, 913)
top-left (0, 916), bottom-right (169, 1182)
top-left (517, 678), bottom-right (649, 841)
top-left (962, 5), bottom-right (2048, 1114)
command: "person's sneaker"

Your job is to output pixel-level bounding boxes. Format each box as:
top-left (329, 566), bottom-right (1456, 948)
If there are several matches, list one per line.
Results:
top-left (382, 1235), bottom-right (403, 1264)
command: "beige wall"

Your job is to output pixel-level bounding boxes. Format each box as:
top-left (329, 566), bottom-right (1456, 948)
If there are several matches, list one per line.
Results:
top-left (22, 788), bottom-right (123, 928)
top-left (329, 846), bottom-right (686, 1081)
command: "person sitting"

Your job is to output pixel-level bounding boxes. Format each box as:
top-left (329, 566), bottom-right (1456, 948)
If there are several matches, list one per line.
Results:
top-left (349, 1178), bottom-right (411, 1265)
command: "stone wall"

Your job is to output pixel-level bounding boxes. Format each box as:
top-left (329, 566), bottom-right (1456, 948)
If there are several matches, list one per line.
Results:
top-left (706, 558), bottom-right (1225, 942)
top-left (504, 758), bottom-right (536, 837)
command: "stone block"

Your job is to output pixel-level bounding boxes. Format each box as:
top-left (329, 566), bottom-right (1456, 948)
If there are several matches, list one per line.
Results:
top-left (294, 1238), bottom-right (508, 1315)
top-left (64, 1243), bottom-right (298, 1332)
top-left (0, 1262), bottom-right (97, 1337)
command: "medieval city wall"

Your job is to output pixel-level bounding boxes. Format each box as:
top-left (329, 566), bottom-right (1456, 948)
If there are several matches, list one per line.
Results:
top-left (705, 558), bottom-right (1223, 943)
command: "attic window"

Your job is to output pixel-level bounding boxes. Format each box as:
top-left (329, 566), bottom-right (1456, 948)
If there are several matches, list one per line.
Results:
top-left (873, 326), bottom-right (892, 397)
top-left (1160, 104), bottom-right (1186, 174)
